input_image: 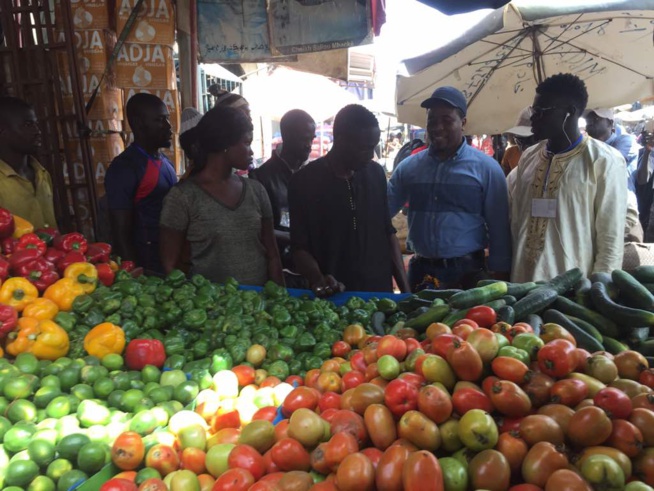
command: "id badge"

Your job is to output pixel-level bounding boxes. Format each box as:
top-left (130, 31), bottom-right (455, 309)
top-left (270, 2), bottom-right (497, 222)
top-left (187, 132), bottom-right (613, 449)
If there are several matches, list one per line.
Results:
top-left (280, 209), bottom-right (291, 228)
top-left (531, 198), bottom-right (557, 218)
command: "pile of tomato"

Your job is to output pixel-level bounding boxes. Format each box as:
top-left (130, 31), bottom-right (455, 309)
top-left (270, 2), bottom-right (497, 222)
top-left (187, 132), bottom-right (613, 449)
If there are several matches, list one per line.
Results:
top-left (100, 314), bottom-right (654, 491)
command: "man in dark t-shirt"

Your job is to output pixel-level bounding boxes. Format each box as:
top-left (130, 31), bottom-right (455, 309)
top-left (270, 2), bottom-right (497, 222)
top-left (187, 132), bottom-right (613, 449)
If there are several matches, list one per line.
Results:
top-left (105, 94), bottom-right (177, 273)
top-left (289, 104), bottom-right (410, 295)
top-left (250, 110), bottom-right (315, 273)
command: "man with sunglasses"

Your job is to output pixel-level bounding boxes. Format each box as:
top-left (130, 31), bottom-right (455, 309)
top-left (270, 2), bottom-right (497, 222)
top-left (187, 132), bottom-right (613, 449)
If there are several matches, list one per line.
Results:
top-left (508, 74), bottom-right (627, 282)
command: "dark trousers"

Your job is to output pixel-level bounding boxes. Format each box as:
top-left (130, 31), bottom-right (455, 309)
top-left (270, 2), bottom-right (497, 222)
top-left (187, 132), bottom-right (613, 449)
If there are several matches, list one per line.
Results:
top-left (408, 252), bottom-right (488, 292)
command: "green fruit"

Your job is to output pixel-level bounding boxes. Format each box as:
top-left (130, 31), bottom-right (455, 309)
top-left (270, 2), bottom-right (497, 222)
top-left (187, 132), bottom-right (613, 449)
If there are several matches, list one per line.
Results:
top-left (46, 458), bottom-right (73, 482)
top-left (71, 383), bottom-right (94, 401)
top-left (0, 416), bottom-right (11, 442)
top-left (77, 400), bottom-right (111, 427)
top-left (5, 459), bottom-right (39, 487)
top-left (55, 415), bottom-right (80, 441)
top-left (143, 382), bottom-right (160, 396)
top-left (93, 378), bottom-right (115, 398)
top-left (141, 365), bottom-right (161, 384)
top-left (28, 439), bottom-right (56, 467)
top-left (33, 386), bottom-right (63, 409)
top-left (86, 425), bottom-right (110, 445)
top-left (101, 354), bottom-right (124, 371)
top-left (121, 389), bottom-right (145, 412)
top-left (77, 442), bottom-right (108, 474)
top-left (0, 395), bottom-right (9, 414)
top-left (107, 390), bottom-right (126, 409)
top-left (40, 375), bottom-right (61, 390)
top-left (4, 375), bottom-right (36, 399)
top-left (135, 467), bottom-right (162, 485)
top-left (66, 395), bottom-right (81, 413)
top-left (32, 428), bottom-right (58, 446)
top-left (4, 423), bottom-right (36, 453)
top-left (134, 398), bottom-right (155, 413)
top-left (6, 399), bottom-right (38, 423)
top-left (129, 410), bottom-right (158, 436)
top-left (57, 367), bottom-right (81, 392)
top-left (112, 373), bottom-right (131, 391)
top-left (84, 356), bottom-right (100, 366)
top-left (14, 353), bottom-right (39, 375)
top-left (45, 396), bottom-right (71, 419)
top-left (56, 433), bottom-right (90, 462)
top-left (80, 365), bottom-right (109, 385)
top-left (149, 387), bottom-right (173, 404)
top-left (173, 381), bottom-right (199, 405)
top-left (56, 470), bottom-right (87, 491)
top-left (27, 475), bottom-right (56, 491)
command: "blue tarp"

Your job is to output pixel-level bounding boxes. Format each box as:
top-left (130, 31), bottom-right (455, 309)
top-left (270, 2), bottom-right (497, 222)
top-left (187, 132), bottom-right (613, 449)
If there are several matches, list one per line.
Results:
top-left (239, 285), bottom-right (411, 306)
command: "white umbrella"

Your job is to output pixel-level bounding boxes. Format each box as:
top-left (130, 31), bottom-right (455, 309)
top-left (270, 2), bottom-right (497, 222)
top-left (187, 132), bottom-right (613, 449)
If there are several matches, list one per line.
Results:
top-left (242, 66), bottom-right (357, 122)
top-left (396, 0), bottom-right (654, 135)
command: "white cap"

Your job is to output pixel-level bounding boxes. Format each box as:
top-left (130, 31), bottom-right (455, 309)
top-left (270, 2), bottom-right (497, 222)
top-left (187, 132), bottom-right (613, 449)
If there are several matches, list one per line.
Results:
top-left (504, 107), bottom-right (532, 137)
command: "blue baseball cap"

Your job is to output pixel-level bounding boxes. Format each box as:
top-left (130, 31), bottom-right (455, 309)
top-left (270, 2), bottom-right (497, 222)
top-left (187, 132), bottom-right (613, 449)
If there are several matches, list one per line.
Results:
top-left (420, 86), bottom-right (467, 115)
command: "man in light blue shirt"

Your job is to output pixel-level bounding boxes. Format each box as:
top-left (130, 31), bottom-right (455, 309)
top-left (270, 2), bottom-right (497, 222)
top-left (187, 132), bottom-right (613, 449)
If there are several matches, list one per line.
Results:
top-left (388, 86), bottom-right (512, 291)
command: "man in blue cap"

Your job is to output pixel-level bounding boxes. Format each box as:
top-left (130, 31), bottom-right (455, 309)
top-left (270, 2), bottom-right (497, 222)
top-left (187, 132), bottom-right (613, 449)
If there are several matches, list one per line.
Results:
top-left (388, 86), bottom-right (512, 291)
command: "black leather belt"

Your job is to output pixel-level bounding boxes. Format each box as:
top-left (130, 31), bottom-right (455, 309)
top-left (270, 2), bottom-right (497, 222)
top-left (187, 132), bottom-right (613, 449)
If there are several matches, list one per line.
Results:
top-left (414, 250), bottom-right (485, 269)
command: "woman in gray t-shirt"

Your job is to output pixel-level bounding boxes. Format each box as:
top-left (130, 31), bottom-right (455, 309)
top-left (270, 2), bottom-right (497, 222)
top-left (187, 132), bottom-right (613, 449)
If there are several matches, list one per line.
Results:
top-left (160, 106), bottom-right (284, 286)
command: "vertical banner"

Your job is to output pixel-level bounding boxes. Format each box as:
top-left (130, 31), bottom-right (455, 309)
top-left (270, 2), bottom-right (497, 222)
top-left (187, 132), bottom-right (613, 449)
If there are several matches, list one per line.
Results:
top-left (267, 0), bottom-right (373, 55)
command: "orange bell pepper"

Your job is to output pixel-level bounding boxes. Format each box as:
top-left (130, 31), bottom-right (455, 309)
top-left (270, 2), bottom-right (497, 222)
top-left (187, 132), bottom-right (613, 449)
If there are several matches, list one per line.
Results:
top-left (11, 215), bottom-right (34, 239)
top-left (83, 322), bottom-right (125, 358)
top-left (22, 298), bottom-right (59, 321)
top-left (5, 317), bottom-right (69, 360)
top-left (0, 277), bottom-right (38, 312)
top-left (44, 278), bottom-right (85, 312)
top-left (63, 262), bottom-right (98, 294)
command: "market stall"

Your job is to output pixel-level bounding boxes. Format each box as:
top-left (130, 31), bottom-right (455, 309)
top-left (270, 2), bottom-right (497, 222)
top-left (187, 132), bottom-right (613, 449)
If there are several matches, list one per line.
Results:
top-left (1, 209), bottom-right (654, 490)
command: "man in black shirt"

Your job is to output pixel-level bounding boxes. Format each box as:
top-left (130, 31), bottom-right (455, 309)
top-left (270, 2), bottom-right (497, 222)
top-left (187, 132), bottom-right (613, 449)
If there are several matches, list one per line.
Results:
top-left (250, 110), bottom-right (315, 272)
top-left (289, 104), bottom-right (410, 295)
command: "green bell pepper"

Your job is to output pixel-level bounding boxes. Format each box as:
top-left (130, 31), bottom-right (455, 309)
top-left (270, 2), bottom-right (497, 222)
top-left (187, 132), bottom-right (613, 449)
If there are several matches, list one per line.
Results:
top-left (143, 329), bottom-right (165, 342)
top-left (113, 279), bottom-right (142, 296)
top-left (191, 274), bottom-right (209, 289)
top-left (163, 354), bottom-right (186, 370)
top-left (272, 309), bottom-right (292, 328)
top-left (138, 294), bottom-right (156, 309)
top-left (313, 342), bottom-right (332, 360)
top-left (224, 277), bottom-right (239, 294)
top-left (72, 294), bottom-right (95, 315)
top-left (54, 312), bottom-right (77, 332)
top-left (192, 340), bottom-right (209, 360)
top-left (114, 270), bottom-right (133, 283)
top-left (498, 346), bottom-right (531, 365)
top-left (183, 309), bottom-right (208, 329)
top-left (268, 343), bottom-right (293, 362)
top-left (210, 349), bottom-right (234, 373)
top-left (279, 325), bottom-right (299, 339)
top-left (177, 298), bottom-right (195, 313)
top-left (165, 269), bottom-right (187, 288)
top-left (119, 296), bottom-right (138, 317)
top-left (121, 320), bottom-right (140, 342)
top-left (105, 313), bottom-right (122, 325)
top-left (183, 358), bottom-right (211, 372)
top-left (348, 309), bottom-right (371, 326)
top-left (193, 294), bottom-right (214, 310)
top-left (164, 335), bottom-right (186, 356)
top-left (82, 308), bottom-right (105, 328)
top-left (154, 285), bottom-right (174, 303)
top-left (228, 344), bottom-right (247, 364)
top-left (267, 360), bottom-right (289, 380)
top-left (288, 359), bottom-right (303, 375)
top-left (304, 355), bottom-right (323, 371)
top-left (511, 333), bottom-right (544, 361)
top-left (345, 297), bottom-right (365, 310)
top-left (188, 368), bottom-right (213, 390)
top-left (294, 332), bottom-right (316, 352)
top-left (101, 291), bottom-right (123, 315)
top-left (263, 280), bottom-right (286, 300)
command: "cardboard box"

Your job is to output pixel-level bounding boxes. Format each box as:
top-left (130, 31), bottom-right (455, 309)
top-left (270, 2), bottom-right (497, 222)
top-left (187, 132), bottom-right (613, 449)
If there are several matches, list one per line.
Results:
top-left (56, 29), bottom-right (114, 76)
top-left (116, 0), bottom-right (175, 46)
top-left (123, 88), bottom-right (180, 133)
top-left (124, 131), bottom-right (181, 173)
top-left (54, 0), bottom-right (110, 30)
top-left (63, 119), bottom-right (123, 140)
top-left (61, 87), bottom-right (124, 122)
top-left (115, 43), bottom-right (176, 90)
top-left (64, 133), bottom-right (125, 194)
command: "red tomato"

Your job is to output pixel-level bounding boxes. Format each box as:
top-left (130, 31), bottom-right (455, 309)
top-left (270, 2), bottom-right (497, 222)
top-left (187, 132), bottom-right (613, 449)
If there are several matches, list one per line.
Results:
top-left (466, 306), bottom-right (497, 328)
top-left (341, 370), bottom-right (366, 391)
top-left (145, 444), bottom-right (179, 477)
top-left (606, 418), bottom-right (644, 457)
top-left (319, 392), bottom-right (342, 413)
top-left (452, 323), bottom-right (477, 340)
top-left (286, 375), bottom-right (304, 387)
top-left (491, 356), bottom-right (531, 384)
top-left (454, 319), bottom-right (479, 328)
top-left (401, 450), bottom-right (444, 491)
top-left (405, 338), bottom-right (421, 354)
top-left (537, 339), bottom-right (577, 378)
top-left (640, 368), bottom-right (654, 389)
top-left (270, 438), bottom-right (311, 471)
top-left (397, 372), bottom-right (425, 389)
top-left (488, 380), bottom-right (532, 418)
top-left (181, 447), bottom-right (207, 475)
top-left (431, 333), bottom-right (463, 359)
top-left (333, 341), bottom-right (352, 358)
top-left (330, 410), bottom-right (368, 447)
top-left (350, 352), bottom-right (367, 372)
top-left (496, 416), bottom-right (522, 433)
top-left (227, 444), bottom-right (265, 481)
top-left (377, 335), bottom-right (408, 361)
top-left (281, 387), bottom-right (320, 417)
top-left (320, 408), bottom-right (339, 422)
top-left (212, 409), bottom-right (241, 432)
top-left (384, 378), bottom-right (419, 418)
top-left (360, 447), bottom-right (383, 468)
top-left (232, 365), bottom-right (255, 386)
top-left (417, 384), bottom-right (453, 424)
top-left (446, 339), bottom-right (483, 381)
top-left (137, 478), bottom-right (166, 490)
top-left (452, 388), bottom-right (493, 415)
top-left (594, 387), bottom-right (633, 419)
top-left (252, 406), bottom-right (277, 422)
top-left (549, 379), bottom-right (589, 407)
top-left (260, 376), bottom-right (281, 388)
top-left (100, 479), bottom-right (138, 491)
top-left (211, 468), bottom-right (254, 491)
top-left (111, 431), bottom-right (145, 471)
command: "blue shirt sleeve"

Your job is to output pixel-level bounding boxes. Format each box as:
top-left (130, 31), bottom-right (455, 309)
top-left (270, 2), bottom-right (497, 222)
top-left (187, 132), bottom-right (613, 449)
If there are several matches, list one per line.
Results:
top-left (482, 159), bottom-right (512, 272)
top-left (388, 161), bottom-right (408, 218)
top-left (105, 157), bottom-right (138, 211)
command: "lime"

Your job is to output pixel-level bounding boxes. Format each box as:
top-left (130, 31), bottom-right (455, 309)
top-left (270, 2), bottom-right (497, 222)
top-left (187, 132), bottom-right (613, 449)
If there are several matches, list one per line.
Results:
top-left (129, 379), bottom-right (145, 391)
top-left (52, 357), bottom-right (72, 369)
top-left (5, 459), bottom-right (39, 487)
top-left (93, 377), bottom-right (115, 399)
top-left (45, 396), bottom-right (71, 419)
top-left (127, 370), bottom-right (142, 381)
top-left (112, 372), bottom-right (131, 391)
top-left (0, 415), bottom-right (12, 441)
top-left (33, 386), bottom-right (62, 409)
top-left (121, 389), bottom-right (145, 412)
top-left (58, 367), bottom-right (81, 392)
top-left (6, 399), bottom-right (37, 423)
top-left (135, 467), bottom-right (162, 485)
top-left (77, 442), bottom-right (108, 474)
top-left (134, 398), bottom-right (155, 413)
top-left (101, 354), bottom-right (124, 371)
top-left (39, 375), bottom-right (61, 390)
top-left (46, 459), bottom-right (73, 482)
top-left (86, 425), bottom-right (109, 444)
top-left (143, 382), bottom-right (160, 396)
top-left (173, 381), bottom-right (200, 405)
top-left (84, 356), bottom-right (100, 366)
top-left (36, 409), bottom-right (48, 423)
top-left (56, 469), bottom-right (87, 491)
top-left (14, 353), bottom-right (39, 375)
top-left (4, 486), bottom-right (24, 491)
top-left (66, 395), bottom-right (81, 413)
top-left (32, 428), bottom-right (58, 446)
top-left (28, 439), bottom-right (56, 467)
top-left (141, 365), bottom-right (161, 384)
top-left (77, 400), bottom-right (111, 427)
top-left (3, 375), bottom-right (35, 399)
top-left (150, 407), bottom-right (170, 427)
top-left (41, 364), bottom-right (62, 377)
top-left (71, 383), bottom-right (94, 401)
top-left (129, 410), bottom-right (158, 436)
top-left (36, 418), bottom-right (58, 431)
top-left (56, 433), bottom-right (90, 461)
top-left (27, 475), bottom-right (56, 491)
top-left (55, 415), bottom-right (80, 441)
top-left (0, 395), bottom-right (9, 414)
top-left (107, 390), bottom-right (126, 409)
top-left (149, 387), bottom-right (173, 404)
top-left (72, 358), bottom-right (86, 368)
top-left (80, 365), bottom-right (108, 385)
top-left (4, 422), bottom-right (36, 453)
top-left (9, 449), bottom-right (31, 462)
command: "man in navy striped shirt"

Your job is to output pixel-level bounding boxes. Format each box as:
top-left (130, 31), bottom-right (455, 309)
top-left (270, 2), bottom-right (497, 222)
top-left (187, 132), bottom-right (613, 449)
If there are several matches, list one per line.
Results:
top-left (388, 86), bottom-right (512, 291)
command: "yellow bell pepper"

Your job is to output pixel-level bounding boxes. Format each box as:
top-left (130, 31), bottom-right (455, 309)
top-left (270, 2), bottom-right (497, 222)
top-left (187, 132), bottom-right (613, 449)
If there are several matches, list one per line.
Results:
top-left (11, 215), bottom-right (34, 238)
top-left (44, 278), bottom-right (85, 312)
top-left (64, 262), bottom-right (98, 294)
top-left (0, 278), bottom-right (38, 312)
top-left (6, 318), bottom-right (69, 360)
top-left (22, 298), bottom-right (59, 321)
top-left (83, 322), bottom-right (125, 358)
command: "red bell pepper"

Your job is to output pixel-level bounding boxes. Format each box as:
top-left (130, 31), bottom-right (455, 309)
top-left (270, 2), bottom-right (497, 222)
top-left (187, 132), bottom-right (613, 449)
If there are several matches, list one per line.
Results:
top-left (19, 258), bottom-right (60, 292)
top-left (119, 260), bottom-right (136, 272)
top-left (0, 208), bottom-right (15, 239)
top-left (0, 256), bottom-right (9, 281)
top-left (43, 247), bottom-right (66, 267)
top-left (124, 339), bottom-right (166, 370)
top-left (34, 227), bottom-right (60, 246)
top-left (53, 232), bottom-right (88, 254)
top-left (15, 233), bottom-right (47, 256)
top-left (56, 251), bottom-right (87, 273)
top-left (96, 263), bottom-right (115, 287)
top-left (1, 238), bottom-right (17, 255)
top-left (8, 248), bottom-right (43, 275)
top-left (0, 305), bottom-right (18, 338)
top-left (86, 243), bottom-right (112, 264)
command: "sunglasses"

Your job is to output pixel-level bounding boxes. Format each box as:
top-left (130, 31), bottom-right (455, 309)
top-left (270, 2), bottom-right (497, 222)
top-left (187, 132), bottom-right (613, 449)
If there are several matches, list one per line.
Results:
top-left (529, 106), bottom-right (563, 118)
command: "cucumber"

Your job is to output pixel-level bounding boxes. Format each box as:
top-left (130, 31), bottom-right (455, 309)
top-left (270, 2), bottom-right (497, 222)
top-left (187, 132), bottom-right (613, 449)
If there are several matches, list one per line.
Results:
top-left (612, 269), bottom-right (654, 311)
top-left (476, 280), bottom-right (499, 287)
top-left (590, 282), bottom-right (654, 328)
top-left (430, 298), bottom-right (446, 307)
top-left (404, 305), bottom-right (451, 332)
top-left (416, 289), bottom-right (463, 301)
top-left (476, 280), bottom-right (538, 299)
top-left (546, 268), bottom-right (584, 295)
top-left (497, 305), bottom-right (515, 324)
top-left (590, 272), bottom-right (620, 299)
top-left (574, 278), bottom-right (592, 307)
top-left (625, 327), bottom-right (650, 347)
top-left (526, 314), bottom-right (543, 336)
top-left (513, 288), bottom-right (558, 320)
top-left (502, 295), bottom-right (517, 306)
top-left (635, 339), bottom-right (654, 357)
top-left (632, 266), bottom-right (654, 284)
top-left (448, 282), bottom-right (508, 310)
top-left (565, 315), bottom-right (603, 343)
top-left (542, 309), bottom-right (604, 352)
top-left (552, 295), bottom-right (620, 338)
top-left (369, 312), bottom-right (386, 336)
top-left (643, 283), bottom-right (654, 294)
top-left (602, 336), bottom-right (629, 355)
top-left (441, 299), bottom-right (507, 327)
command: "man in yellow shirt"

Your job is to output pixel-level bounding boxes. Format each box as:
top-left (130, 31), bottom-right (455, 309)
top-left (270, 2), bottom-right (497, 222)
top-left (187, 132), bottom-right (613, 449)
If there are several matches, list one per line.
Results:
top-left (0, 96), bottom-right (56, 229)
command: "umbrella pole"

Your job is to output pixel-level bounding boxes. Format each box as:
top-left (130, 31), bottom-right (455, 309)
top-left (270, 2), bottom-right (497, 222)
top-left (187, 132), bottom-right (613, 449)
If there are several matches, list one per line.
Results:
top-left (531, 28), bottom-right (546, 84)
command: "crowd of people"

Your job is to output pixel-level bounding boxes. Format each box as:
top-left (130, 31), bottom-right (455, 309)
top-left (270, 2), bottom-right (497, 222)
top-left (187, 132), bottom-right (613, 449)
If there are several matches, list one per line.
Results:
top-left (1, 71), bottom-right (652, 295)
